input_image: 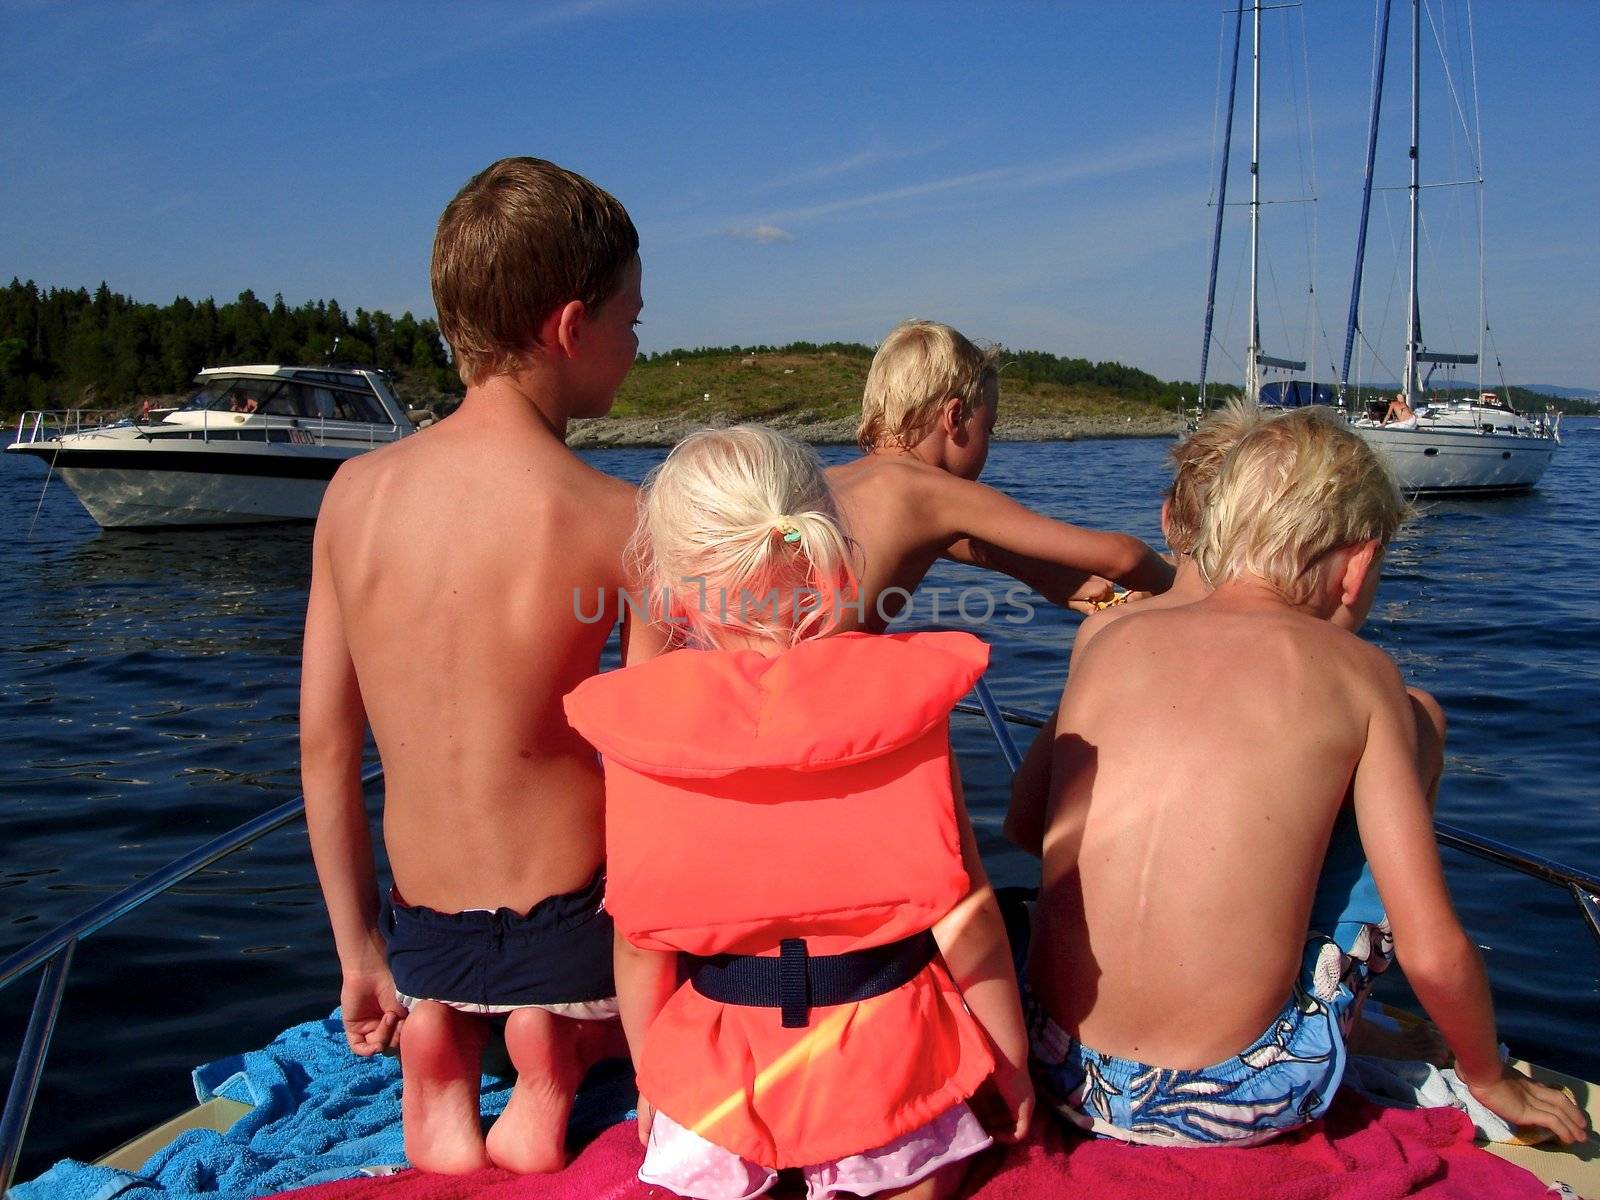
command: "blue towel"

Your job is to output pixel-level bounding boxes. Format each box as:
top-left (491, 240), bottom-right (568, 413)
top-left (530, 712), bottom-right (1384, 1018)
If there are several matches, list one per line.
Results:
top-left (13, 1011), bottom-right (637, 1200)
top-left (1345, 1052), bottom-right (1518, 1142)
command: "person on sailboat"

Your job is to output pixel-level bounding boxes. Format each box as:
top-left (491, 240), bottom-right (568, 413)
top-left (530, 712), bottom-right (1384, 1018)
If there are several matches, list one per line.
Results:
top-left (1382, 392), bottom-right (1419, 429)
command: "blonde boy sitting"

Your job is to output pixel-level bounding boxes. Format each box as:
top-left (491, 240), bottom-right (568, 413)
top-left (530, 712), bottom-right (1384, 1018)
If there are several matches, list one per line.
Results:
top-left (826, 320), bottom-right (1173, 632)
top-left (1012, 407), bottom-right (1587, 1147)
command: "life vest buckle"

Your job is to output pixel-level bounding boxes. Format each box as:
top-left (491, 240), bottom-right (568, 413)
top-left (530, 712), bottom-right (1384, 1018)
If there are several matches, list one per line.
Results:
top-left (779, 938), bottom-right (809, 1028)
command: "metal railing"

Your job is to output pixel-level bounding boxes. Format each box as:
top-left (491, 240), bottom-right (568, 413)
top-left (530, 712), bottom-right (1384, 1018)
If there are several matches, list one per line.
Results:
top-left (0, 764), bottom-right (385, 1194)
top-left (4, 685), bottom-right (1599, 1190)
top-left (10, 411), bottom-right (126, 446)
top-left (9, 407), bottom-right (408, 453)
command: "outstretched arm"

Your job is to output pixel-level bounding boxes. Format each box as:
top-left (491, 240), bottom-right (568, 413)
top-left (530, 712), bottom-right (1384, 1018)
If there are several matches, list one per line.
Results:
top-left (933, 750), bottom-right (1034, 1143)
top-left (301, 508), bottom-right (401, 1056)
top-left (930, 475), bottom-right (1173, 597)
top-left (946, 539), bottom-right (1113, 612)
top-left (1354, 662), bottom-right (1588, 1144)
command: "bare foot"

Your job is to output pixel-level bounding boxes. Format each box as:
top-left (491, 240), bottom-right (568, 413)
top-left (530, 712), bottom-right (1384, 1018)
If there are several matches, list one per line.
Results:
top-left (399, 1001), bottom-right (492, 1174)
top-left (484, 1008), bottom-right (587, 1173)
top-left (1347, 1012), bottom-right (1452, 1065)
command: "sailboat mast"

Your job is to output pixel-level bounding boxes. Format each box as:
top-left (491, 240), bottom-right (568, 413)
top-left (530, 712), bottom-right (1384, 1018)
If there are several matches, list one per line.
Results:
top-left (1404, 0), bottom-right (1421, 404)
top-left (1246, 0), bottom-right (1262, 403)
top-left (1339, 0), bottom-right (1392, 403)
top-left (1198, 3), bottom-right (1245, 412)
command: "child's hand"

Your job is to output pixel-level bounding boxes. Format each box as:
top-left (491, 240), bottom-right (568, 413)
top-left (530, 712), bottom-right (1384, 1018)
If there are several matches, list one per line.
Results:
top-left (974, 1062), bottom-right (1035, 1143)
top-left (636, 1096), bottom-right (656, 1144)
top-left (1464, 1067), bottom-right (1589, 1145)
top-left (340, 968), bottom-right (406, 1056)
top-left (1066, 577), bottom-right (1115, 615)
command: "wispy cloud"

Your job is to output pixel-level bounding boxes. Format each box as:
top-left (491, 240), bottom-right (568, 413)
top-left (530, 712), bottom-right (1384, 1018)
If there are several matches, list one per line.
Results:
top-left (756, 141), bottom-right (947, 192)
top-left (727, 224), bottom-right (795, 244)
top-left (741, 164), bottom-right (1019, 229)
top-left (712, 123), bottom-right (1215, 238)
top-left (152, 0), bottom-right (647, 100)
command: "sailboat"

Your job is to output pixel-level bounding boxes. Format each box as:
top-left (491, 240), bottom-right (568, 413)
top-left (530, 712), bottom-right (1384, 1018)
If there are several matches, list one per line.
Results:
top-left (1197, 0), bottom-right (1559, 496)
top-left (1340, 0), bottom-right (1559, 495)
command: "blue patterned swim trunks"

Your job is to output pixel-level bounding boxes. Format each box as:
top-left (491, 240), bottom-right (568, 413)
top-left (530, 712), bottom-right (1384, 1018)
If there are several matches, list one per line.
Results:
top-left (1024, 935), bottom-right (1376, 1147)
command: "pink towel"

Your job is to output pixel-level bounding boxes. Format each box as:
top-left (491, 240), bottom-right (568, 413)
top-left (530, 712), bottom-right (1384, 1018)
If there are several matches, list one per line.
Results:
top-left (271, 1125), bottom-right (653, 1200)
top-left (966, 1097), bottom-right (1553, 1200)
top-left (274, 1096), bottom-right (1551, 1200)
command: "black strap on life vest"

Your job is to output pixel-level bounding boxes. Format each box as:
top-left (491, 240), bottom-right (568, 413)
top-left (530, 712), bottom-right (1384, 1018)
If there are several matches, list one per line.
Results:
top-left (686, 931), bottom-right (938, 1029)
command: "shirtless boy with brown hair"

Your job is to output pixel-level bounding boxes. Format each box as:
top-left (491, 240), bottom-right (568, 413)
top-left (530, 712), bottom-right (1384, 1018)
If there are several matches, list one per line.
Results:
top-left (825, 320), bottom-right (1173, 633)
top-left (1012, 407), bottom-right (1586, 1147)
top-left (300, 157), bottom-right (642, 1174)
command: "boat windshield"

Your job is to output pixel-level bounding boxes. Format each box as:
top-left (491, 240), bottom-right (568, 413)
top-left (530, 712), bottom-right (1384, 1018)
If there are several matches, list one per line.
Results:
top-left (178, 376), bottom-right (393, 424)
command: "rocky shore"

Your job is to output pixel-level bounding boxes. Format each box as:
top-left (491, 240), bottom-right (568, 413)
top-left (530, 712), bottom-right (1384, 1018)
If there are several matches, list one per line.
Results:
top-left (565, 407), bottom-right (1184, 449)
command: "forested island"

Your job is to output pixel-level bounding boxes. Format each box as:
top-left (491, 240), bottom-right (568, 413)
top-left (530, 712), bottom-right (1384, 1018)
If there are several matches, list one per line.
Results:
top-left (0, 280), bottom-right (460, 416)
top-left (2, 280), bottom-right (1588, 446)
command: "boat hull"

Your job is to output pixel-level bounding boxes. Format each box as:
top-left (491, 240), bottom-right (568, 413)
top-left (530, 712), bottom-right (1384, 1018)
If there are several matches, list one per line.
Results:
top-left (1354, 426), bottom-right (1556, 496)
top-left (6, 364), bottom-right (416, 528)
top-left (7, 442), bottom-right (356, 527)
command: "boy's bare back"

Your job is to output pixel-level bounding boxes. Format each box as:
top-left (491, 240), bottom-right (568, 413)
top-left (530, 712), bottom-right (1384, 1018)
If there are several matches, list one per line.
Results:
top-left (309, 403), bottom-right (635, 914)
top-left (1032, 587), bottom-right (1412, 1068)
top-left (300, 156), bottom-right (655, 1173)
top-left (827, 456), bottom-right (967, 625)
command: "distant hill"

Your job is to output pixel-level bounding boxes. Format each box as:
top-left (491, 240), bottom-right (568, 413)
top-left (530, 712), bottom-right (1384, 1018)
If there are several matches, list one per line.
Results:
top-left (569, 345), bottom-right (1194, 447)
top-left (1522, 383), bottom-right (1599, 402)
top-left (623, 341), bottom-right (1222, 416)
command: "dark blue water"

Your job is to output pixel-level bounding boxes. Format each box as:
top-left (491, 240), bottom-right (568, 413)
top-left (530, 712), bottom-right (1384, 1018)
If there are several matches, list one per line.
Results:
top-left (2, 425), bottom-right (1596, 1179)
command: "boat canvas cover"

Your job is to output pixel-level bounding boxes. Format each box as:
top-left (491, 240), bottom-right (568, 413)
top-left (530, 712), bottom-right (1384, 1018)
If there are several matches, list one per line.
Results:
top-left (1259, 381), bottom-right (1339, 407)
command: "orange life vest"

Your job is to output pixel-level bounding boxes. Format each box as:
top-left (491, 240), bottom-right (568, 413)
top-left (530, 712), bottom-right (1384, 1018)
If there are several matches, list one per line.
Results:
top-left (563, 630), bottom-right (996, 1168)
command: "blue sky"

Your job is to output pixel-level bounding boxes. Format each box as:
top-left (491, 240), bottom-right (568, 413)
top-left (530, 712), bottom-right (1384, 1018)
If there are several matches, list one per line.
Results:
top-left (3, 0), bottom-right (1595, 388)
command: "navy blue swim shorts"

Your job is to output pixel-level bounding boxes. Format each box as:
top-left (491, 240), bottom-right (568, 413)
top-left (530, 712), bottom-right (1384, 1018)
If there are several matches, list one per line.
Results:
top-left (383, 867), bottom-right (617, 1018)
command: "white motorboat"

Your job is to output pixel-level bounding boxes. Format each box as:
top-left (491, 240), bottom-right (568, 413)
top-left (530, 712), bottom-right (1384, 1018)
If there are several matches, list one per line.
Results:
top-left (5, 365), bottom-right (417, 527)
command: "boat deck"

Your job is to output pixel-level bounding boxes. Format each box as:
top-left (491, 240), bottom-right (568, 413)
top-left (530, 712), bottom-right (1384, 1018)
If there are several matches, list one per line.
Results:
top-left (82, 1055), bottom-right (1599, 1196)
top-left (1486, 1059), bottom-right (1599, 1194)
